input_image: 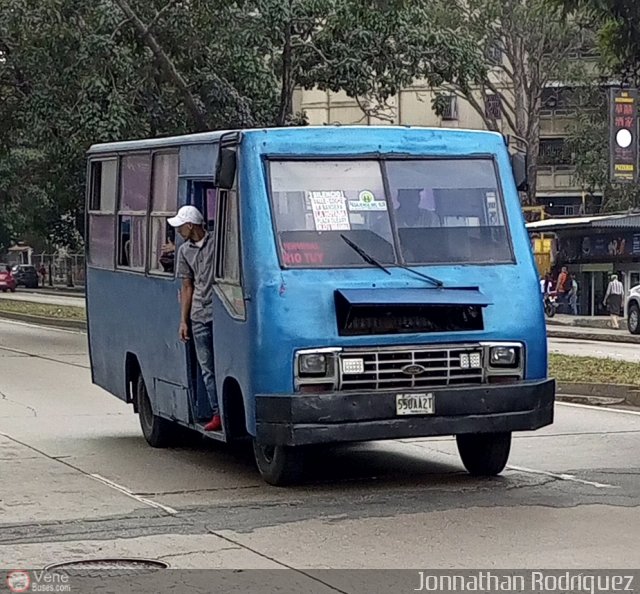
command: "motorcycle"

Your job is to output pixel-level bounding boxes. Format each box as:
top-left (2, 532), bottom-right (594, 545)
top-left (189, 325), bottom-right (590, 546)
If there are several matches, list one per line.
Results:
top-left (543, 292), bottom-right (558, 318)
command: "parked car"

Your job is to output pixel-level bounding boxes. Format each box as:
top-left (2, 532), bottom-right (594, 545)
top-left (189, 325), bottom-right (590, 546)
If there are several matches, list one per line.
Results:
top-left (11, 264), bottom-right (39, 288)
top-left (627, 284), bottom-right (640, 334)
top-left (0, 264), bottom-right (17, 293)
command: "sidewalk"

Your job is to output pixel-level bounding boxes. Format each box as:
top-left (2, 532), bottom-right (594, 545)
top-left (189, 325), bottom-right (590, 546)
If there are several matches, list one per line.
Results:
top-left (547, 314), bottom-right (639, 344)
top-left (0, 291), bottom-right (85, 308)
top-left (21, 285), bottom-right (85, 297)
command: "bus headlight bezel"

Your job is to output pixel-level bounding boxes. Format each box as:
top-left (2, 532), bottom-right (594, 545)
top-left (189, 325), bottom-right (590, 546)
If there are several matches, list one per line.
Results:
top-left (489, 346), bottom-right (519, 368)
top-left (294, 348), bottom-right (341, 391)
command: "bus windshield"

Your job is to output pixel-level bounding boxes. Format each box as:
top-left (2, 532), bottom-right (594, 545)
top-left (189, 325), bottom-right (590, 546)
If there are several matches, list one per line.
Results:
top-left (269, 158), bottom-right (514, 268)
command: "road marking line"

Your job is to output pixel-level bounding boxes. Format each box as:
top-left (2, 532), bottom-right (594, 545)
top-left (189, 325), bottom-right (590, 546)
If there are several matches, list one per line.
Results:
top-left (558, 401), bottom-right (640, 417)
top-left (90, 473), bottom-right (178, 515)
top-left (507, 465), bottom-right (618, 489)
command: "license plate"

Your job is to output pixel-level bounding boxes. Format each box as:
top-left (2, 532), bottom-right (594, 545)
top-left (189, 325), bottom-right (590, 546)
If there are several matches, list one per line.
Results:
top-left (396, 393), bottom-right (435, 416)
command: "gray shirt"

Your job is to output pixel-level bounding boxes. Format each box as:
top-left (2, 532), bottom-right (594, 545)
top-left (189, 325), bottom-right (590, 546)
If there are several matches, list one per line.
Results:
top-left (177, 232), bottom-right (216, 324)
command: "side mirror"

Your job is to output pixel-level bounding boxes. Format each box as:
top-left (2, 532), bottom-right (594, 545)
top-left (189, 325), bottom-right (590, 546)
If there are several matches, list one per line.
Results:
top-left (511, 152), bottom-right (528, 192)
top-left (215, 147), bottom-right (237, 189)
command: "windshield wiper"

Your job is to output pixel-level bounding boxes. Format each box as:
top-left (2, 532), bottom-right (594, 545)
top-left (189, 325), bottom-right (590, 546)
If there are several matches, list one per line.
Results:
top-left (340, 234), bottom-right (444, 288)
top-left (340, 234), bottom-right (391, 275)
top-left (395, 262), bottom-right (444, 288)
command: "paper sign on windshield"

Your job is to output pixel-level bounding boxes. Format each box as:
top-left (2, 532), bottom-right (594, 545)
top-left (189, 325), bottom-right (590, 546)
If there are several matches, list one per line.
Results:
top-left (307, 191), bottom-right (351, 231)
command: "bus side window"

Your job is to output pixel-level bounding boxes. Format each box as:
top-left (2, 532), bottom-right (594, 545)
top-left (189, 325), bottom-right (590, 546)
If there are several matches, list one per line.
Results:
top-left (150, 152), bottom-right (179, 275)
top-left (215, 189), bottom-right (244, 318)
top-left (118, 154), bottom-right (150, 270)
top-left (87, 159), bottom-right (117, 269)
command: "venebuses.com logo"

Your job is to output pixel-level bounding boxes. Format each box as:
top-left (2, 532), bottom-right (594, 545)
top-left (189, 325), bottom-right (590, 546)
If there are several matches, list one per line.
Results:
top-left (5, 569), bottom-right (70, 593)
top-left (6, 571), bottom-right (30, 593)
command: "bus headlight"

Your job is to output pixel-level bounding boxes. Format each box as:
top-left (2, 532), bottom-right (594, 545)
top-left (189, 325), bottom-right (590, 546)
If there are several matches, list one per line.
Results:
top-left (489, 346), bottom-right (519, 368)
top-left (295, 348), bottom-right (340, 392)
top-left (298, 353), bottom-right (328, 376)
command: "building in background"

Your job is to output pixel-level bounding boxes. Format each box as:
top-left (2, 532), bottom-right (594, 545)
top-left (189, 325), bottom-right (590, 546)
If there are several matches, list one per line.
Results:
top-left (528, 213), bottom-right (640, 316)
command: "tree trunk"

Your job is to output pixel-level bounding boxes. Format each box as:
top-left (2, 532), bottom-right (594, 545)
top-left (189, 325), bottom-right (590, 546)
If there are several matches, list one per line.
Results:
top-left (112, 0), bottom-right (208, 132)
top-left (276, 9), bottom-right (294, 127)
top-left (526, 118), bottom-right (541, 206)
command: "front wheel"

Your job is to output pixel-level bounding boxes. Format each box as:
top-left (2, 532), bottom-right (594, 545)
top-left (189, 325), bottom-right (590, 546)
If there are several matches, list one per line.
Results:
top-left (628, 303), bottom-right (640, 334)
top-left (136, 374), bottom-right (178, 448)
top-left (253, 440), bottom-right (305, 486)
top-left (456, 432), bottom-right (511, 476)
top-left (544, 302), bottom-right (555, 318)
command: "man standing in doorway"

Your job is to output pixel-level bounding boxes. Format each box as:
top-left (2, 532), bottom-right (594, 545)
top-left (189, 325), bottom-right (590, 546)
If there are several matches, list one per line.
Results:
top-left (168, 205), bottom-right (221, 432)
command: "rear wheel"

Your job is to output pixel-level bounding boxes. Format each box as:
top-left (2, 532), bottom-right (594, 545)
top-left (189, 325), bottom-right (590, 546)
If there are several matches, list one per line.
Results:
top-left (456, 432), bottom-right (511, 476)
top-left (253, 441), bottom-right (305, 486)
top-left (136, 374), bottom-right (178, 448)
top-left (628, 303), bottom-right (640, 334)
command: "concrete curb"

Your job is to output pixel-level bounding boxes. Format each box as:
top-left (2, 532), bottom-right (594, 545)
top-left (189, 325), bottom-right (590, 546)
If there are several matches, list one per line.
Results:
top-left (0, 311), bottom-right (87, 332)
top-left (557, 381), bottom-right (640, 408)
top-left (547, 329), bottom-right (640, 344)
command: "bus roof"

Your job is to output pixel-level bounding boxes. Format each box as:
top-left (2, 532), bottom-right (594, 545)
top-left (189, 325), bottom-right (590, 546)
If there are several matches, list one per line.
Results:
top-left (86, 126), bottom-right (505, 155)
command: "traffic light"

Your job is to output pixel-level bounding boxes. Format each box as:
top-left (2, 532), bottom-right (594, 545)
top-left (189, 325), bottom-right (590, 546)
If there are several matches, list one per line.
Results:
top-left (610, 88), bottom-right (638, 184)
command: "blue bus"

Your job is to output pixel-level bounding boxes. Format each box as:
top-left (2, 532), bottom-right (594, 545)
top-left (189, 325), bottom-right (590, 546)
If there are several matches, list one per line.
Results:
top-left (85, 126), bottom-right (554, 485)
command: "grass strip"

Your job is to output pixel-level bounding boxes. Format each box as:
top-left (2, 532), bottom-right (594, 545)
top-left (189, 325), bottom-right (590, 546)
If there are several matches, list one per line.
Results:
top-left (0, 299), bottom-right (85, 320)
top-left (550, 353), bottom-right (640, 387)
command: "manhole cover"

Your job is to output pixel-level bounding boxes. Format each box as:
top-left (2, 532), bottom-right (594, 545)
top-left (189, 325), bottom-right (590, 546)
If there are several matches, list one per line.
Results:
top-left (45, 558), bottom-right (169, 577)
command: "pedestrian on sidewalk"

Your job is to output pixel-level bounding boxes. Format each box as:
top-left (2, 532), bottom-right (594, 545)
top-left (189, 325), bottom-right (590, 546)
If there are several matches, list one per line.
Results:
top-left (569, 274), bottom-right (579, 316)
top-left (38, 265), bottom-right (47, 288)
top-left (603, 274), bottom-right (624, 329)
top-left (556, 266), bottom-right (570, 313)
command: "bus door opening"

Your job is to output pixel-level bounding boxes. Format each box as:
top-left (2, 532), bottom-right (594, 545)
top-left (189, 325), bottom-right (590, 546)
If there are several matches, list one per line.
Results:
top-left (185, 180), bottom-right (217, 422)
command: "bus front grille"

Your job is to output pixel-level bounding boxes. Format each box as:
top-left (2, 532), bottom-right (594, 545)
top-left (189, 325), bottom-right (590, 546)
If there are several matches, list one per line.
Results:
top-left (339, 345), bottom-right (484, 391)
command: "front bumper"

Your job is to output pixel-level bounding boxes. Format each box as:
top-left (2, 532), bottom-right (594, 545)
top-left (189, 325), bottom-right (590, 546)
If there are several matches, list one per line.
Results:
top-left (256, 379), bottom-right (555, 446)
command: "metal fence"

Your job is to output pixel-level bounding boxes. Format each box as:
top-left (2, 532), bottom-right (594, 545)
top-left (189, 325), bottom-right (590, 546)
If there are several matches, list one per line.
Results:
top-left (31, 253), bottom-right (86, 287)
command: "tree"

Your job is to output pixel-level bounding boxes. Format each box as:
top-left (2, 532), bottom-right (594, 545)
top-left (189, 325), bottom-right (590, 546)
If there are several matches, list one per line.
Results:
top-left (567, 86), bottom-right (640, 212)
top-left (559, 0), bottom-right (640, 212)
top-left (560, 0), bottom-right (640, 80)
top-left (435, 0), bottom-right (592, 203)
top-left (0, 0), bottom-right (484, 251)
top-left (293, 0), bottom-right (483, 122)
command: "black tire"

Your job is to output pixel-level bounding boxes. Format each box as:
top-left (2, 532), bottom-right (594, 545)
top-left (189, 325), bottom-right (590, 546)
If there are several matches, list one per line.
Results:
top-left (456, 432), bottom-right (511, 476)
top-left (252, 440), bottom-right (305, 486)
top-left (628, 303), bottom-right (640, 335)
top-left (136, 374), bottom-right (177, 448)
top-left (544, 303), bottom-right (555, 318)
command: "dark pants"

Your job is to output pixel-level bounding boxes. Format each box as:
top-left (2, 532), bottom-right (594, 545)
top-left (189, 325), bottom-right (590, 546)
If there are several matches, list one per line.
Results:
top-left (192, 321), bottom-right (219, 416)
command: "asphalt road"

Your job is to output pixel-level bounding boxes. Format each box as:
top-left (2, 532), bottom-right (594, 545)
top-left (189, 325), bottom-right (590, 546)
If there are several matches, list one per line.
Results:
top-left (1, 319), bottom-right (639, 574)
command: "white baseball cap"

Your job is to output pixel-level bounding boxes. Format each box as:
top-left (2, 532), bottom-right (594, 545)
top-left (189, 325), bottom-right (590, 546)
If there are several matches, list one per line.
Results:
top-left (167, 205), bottom-right (205, 228)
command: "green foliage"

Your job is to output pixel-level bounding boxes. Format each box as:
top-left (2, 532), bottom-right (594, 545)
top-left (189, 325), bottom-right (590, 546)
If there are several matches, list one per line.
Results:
top-left (567, 86), bottom-right (640, 211)
top-left (560, 0), bottom-right (640, 80)
top-left (431, 0), bottom-right (593, 203)
top-left (0, 0), bottom-right (482, 250)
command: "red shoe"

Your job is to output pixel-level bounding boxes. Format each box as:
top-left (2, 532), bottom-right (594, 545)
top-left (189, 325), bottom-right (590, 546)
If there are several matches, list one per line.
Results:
top-left (204, 414), bottom-right (221, 432)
